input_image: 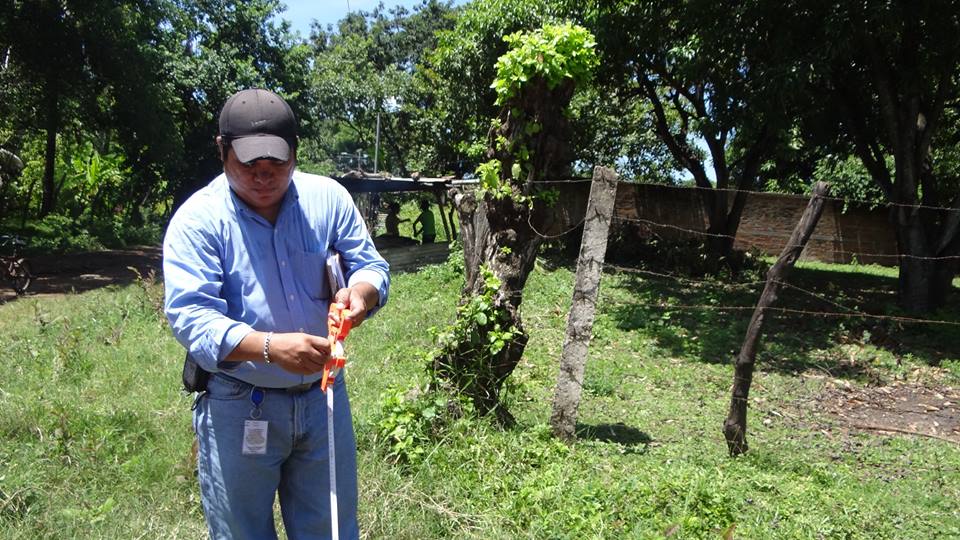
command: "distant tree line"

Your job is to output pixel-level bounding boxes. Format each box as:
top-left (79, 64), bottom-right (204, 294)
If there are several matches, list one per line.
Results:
top-left (0, 0), bottom-right (957, 311)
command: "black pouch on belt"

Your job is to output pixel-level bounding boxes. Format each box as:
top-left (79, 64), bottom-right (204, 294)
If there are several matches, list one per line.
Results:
top-left (181, 353), bottom-right (210, 393)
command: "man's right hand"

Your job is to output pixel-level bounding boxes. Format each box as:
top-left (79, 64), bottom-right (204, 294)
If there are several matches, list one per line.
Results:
top-left (266, 332), bottom-right (332, 375)
top-left (226, 331), bottom-right (331, 375)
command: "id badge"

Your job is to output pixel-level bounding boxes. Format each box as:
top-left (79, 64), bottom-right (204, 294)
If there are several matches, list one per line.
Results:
top-left (242, 420), bottom-right (269, 455)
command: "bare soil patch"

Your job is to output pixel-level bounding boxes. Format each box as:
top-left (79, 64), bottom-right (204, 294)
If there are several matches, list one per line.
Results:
top-left (814, 379), bottom-right (960, 444)
top-left (0, 246), bottom-right (162, 302)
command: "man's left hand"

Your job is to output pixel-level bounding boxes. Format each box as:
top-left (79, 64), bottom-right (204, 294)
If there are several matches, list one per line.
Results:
top-left (333, 283), bottom-right (380, 327)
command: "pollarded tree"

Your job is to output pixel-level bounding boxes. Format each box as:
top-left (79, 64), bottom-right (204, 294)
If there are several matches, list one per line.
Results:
top-left (425, 0), bottom-right (564, 174)
top-left (431, 23), bottom-right (599, 425)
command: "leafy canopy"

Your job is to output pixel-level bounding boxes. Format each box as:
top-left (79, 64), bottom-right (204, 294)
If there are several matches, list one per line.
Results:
top-left (491, 22), bottom-right (599, 106)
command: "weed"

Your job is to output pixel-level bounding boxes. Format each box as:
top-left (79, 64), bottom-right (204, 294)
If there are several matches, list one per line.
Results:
top-left (375, 385), bottom-right (453, 465)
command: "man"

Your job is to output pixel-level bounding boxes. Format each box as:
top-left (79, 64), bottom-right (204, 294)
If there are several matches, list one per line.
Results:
top-left (164, 88), bottom-right (389, 539)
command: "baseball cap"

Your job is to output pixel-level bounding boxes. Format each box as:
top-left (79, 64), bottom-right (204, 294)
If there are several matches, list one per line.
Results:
top-left (218, 88), bottom-right (298, 163)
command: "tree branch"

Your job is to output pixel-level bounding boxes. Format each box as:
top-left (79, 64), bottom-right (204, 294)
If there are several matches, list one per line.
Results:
top-left (863, 34), bottom-right (901, 150)
top-left (917, 65), bottom-right (956, 163)
top-left (704, 132), bottom-right (728, 190)
top-left (669, 90), bottom-right (690, 136)
top-left (835, 83), bottom-right (895, 199)
top-left (639, 73), bottom-right (711, 189)
top-left (653, 63), bottom-right (707, 118)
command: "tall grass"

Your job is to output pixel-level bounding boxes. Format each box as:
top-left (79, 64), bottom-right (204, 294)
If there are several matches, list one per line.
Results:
top-left (1, 259), bottom-right (957, 538)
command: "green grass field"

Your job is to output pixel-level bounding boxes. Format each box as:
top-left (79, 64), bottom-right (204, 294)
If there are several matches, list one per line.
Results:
top-left (1, 256), bottom-right (958, 539)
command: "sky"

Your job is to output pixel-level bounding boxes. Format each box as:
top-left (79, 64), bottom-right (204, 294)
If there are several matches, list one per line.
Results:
top-left (276, 0), bottom-right (466, 38)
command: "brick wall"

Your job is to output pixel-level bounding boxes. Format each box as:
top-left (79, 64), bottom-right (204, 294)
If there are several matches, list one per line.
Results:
top-left (611, 183), bottom-right (898, 266)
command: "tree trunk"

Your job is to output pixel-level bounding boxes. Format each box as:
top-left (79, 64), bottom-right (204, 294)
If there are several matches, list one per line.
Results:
top-left (889, 157), bottom-right (958, 313)
top-left (41, 81), bottom-right (59, 217)
top-left (894, 216), bottom-right (957, 313)
top-left (703, 186), bottom-right (749, 273)
top-left (430, 52), bottom-right (580, 425)
top-left (724, 182), bottom-right (831, 456)
top-left (435, 189), bottom-right (543, 426)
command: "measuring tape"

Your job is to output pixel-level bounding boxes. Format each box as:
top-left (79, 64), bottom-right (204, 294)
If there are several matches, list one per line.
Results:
top-left (324, 301), bottom-right (352, 540)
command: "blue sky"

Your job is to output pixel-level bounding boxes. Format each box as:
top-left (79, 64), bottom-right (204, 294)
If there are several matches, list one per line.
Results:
top-left (276, 0), bottom-right (466, 38)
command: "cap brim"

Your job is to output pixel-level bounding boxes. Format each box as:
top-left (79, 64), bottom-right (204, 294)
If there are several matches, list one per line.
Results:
top-left (231, 135), bottom-right (291, 163)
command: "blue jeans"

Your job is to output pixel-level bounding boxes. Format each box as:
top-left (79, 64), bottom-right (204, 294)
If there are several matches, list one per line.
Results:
top-left (194, 373), bottom-right (359, 540)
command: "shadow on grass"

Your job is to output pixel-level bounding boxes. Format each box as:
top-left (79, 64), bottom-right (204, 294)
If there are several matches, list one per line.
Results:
top-left (602, 263), bottom-right (960, 381)
top-left (576, 422), bottom-right (652, 453)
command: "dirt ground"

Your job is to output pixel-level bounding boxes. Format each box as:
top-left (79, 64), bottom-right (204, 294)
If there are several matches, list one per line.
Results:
top-left (3, 246), bottom-right (958, 446)
top-left (814, 379), bottom-right (960, 444)
top-left (0, 245), bottom-right (162, 303)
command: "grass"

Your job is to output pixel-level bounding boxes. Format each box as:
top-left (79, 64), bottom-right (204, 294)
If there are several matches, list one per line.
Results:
top-left (1, 255), bottom-right (958, 538)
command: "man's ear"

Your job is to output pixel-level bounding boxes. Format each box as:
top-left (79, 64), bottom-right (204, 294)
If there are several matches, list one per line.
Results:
top-left (215, 136), bottom-right (226, 162)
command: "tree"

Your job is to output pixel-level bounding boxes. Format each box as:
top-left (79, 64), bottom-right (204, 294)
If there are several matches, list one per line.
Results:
top-left (426, 0), bottom-right (563, 174)
top-left (164, 0), bottom-right (315, 208)
top-left (794, 1), bottom-right (960, 312)
top-left (586, 0), bottom-right (798, 269)
top-left (2, 0), bottom-right (89, 217)
top-left (432, 23), bottom-right (599, 424)
top-left (0, 0), bottom-right (184, 227)
top-left (305, 2), bottom-right (457, 176)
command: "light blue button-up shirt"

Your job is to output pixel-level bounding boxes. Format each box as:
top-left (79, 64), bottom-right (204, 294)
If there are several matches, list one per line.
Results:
top-left (163, 170), bottom-right (390, 388)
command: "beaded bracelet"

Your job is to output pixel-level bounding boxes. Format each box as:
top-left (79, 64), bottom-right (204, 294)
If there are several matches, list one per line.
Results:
top-left (263, 331), bottom-right (274, 364)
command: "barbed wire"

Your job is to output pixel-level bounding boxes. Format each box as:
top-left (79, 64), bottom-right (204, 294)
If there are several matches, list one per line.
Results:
top-left (527, 212), bottom-right (587, 240)
top-left (601, 262), bottom-right (900, 308)
top-left (777, 281), bottom-right (862, 314)
top-left (661, 182), bottom-right (960, 214)
top-left (601, 262), bottom-right (956, 327)
top-left (603, 263), bottom-right (862, 313)
top-left (526, 177), bottom-right (960, 214)
top-left (601, 263), bottom-right (767, 292)
top-left (602, 299), bottom-right (960, 327)
top-left (611, 215), bottom-right (960, 262)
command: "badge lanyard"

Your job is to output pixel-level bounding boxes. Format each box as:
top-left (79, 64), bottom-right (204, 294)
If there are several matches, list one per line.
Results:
top-left (242, 388), bottom-right (268, 456)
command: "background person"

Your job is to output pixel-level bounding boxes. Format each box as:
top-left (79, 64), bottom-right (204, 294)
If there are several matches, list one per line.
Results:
top-left (383, 200), bottom-right (408, 236)
top-left (163, 88), bottom-right (389, 540)
top-left (412, 198), bottom-right (436, 244)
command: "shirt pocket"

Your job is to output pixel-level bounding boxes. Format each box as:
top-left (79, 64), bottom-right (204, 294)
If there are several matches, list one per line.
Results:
top-left (290, 248), bottom-right (331, 302)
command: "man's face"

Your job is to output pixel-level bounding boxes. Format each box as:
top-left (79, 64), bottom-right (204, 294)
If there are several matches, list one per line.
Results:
top-left (220, 139), bottom-right (295, 220)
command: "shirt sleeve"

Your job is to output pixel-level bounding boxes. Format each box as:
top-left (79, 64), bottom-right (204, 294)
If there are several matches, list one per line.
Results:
top-left (331, 186), bottom-right (390, 316)
top-left (163, 211), bottom-right (253, 372)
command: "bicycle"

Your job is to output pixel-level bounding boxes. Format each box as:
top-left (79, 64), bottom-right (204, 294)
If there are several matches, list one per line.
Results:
top-left (1, 234), bottom-right (32, 295)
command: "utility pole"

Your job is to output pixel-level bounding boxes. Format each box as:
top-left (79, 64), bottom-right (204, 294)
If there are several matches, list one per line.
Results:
top-left (374, 111), bottom-right (381, 174)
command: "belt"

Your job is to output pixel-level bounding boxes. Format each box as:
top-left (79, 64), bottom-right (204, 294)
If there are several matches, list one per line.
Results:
top-left (270, 380), bottom-right (320, 394)
top-left (214, 373), bottom-right (322, 395)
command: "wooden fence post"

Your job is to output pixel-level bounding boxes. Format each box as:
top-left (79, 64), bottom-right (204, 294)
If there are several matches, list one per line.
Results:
top-left (550, 166), bottom-right (619, 440)
top-left (433, 190), bottom-right (453, 242)
top-left (723, 181), bottom-right (831, 456)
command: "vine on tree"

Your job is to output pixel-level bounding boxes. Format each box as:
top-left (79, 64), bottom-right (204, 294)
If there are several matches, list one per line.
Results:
top-left (424, 22), bottom-right (598, 425)
top-left (479, 22), bottom-right (599, 199)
